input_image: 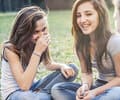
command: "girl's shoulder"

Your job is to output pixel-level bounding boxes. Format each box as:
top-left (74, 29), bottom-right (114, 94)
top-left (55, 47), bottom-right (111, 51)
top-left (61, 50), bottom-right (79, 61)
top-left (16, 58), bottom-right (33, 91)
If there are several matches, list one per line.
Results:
top-left (107, 33), bottom-right (120, 56)
top-left (2, 42), bottom-right (18, 61)
top-left (3, 42), bottom-right (14, 48)
top-left (108, 33), bottom-right (120, 45)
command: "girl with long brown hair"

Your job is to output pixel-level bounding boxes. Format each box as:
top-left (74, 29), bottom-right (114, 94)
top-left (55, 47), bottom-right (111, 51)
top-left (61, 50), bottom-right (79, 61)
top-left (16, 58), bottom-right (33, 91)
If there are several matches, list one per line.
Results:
top-left (1, 6), bottom-right (78, 100)
top-left (52, 0), bottom-right (120, 100)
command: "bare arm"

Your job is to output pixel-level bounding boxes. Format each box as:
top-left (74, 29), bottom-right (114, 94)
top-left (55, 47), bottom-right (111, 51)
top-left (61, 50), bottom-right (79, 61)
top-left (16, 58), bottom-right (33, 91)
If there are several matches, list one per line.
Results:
top-left (76, 52), bottom-right (93, 100)
top-left (5, 48), bottom-right (41, 91)
top-left (78, 52), bottom-right (93, 87)
top-left (5, 34), bottom-right (49, 91)
top-left (45, 61), bottom-right (76, 79)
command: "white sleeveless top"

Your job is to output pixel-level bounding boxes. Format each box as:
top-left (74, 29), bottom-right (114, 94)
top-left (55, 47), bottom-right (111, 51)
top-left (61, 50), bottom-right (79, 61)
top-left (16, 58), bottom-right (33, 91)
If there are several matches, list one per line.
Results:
top-left (1, 59), bottom-right (20, 100)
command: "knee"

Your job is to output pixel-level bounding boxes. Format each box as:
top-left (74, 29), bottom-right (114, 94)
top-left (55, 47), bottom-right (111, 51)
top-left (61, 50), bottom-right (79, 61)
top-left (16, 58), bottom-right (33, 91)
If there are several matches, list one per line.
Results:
top-left (15, 91), bottom-right (36, 100)
top-left (94, 87), bottom-right (120, 100)
top-left (19, 92), bottom-right (34, 100)
top-left (51, 83), bottom-right (63, 93)
top-left (51, 83), bottom-right (64, 99)
top-left (38, 92), bottom-right (51, 100)
top-left (108, 87), bottom-right (120, 99)
top-left (11, 92), bottom-right (31, 100)
top-left (68, 63), bottom-right (78, 77)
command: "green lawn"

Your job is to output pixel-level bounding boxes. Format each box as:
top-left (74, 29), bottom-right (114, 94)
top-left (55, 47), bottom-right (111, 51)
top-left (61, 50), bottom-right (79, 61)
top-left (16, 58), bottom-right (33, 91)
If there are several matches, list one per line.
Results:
top-left (0, 11), bottom-right (77, 62)
top-left (0, 10), bottom-right (81, 82)
top-left (0, 9), bottom-right (114, 83)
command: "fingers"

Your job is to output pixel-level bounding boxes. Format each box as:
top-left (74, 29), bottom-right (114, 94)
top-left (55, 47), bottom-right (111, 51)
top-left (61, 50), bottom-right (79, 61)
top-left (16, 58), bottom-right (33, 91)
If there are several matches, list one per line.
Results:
top-left (70, 68), bottom-right (75, 76)
top-left (65, 68), bottom-right (74, 76)
top-left (62, 68), bottom-right (75, 78)
top-left (35, 34), bottom-right (51, 53)
top-left (76, 88), bottom-right (84, 100)
top-left (43, 34), bottom-right (51, 44)
top-left (76, 95), bottom-right (84, 100)
top-left (37, 34), bottom-right (51, 46)
top-left (62, 70), bottom-right (69, 78)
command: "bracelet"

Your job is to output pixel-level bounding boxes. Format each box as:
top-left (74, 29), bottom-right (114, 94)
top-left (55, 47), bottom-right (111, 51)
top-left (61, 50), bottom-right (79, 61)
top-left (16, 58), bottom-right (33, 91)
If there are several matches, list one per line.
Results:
top-left (90, 92), bottom-right (95, 99)
top-left (33, 52), bottom-right (41, 57)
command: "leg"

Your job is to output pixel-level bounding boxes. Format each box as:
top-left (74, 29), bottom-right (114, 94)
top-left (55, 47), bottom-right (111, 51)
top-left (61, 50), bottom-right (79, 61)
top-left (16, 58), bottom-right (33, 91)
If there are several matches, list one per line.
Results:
top-left (7, 90), bottom-right (51, 100)
top-left (51, 82), bottom-right (80, 100)
top-left (31, 63), bottom-right (78, 93)
top-left (92, 87), bottom-right (120, 100)
top-left (43, 63), bottom-right (78, 93)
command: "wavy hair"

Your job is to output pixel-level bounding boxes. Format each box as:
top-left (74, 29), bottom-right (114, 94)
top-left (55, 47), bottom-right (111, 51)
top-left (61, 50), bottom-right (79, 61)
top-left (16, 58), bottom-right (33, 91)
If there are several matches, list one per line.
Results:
top-left (4, 6), bottom-right (51, 70)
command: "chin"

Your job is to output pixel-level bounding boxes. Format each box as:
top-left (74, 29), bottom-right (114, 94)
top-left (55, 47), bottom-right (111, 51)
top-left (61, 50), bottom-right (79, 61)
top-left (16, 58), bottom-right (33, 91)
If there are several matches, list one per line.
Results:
top-left (83, 32), bottom-right (91, 35)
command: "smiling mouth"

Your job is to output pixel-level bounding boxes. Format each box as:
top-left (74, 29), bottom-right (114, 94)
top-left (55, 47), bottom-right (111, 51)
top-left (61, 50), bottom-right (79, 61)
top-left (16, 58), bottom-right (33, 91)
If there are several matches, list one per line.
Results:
top-left (81, 24), bottom-right (90, 30)
top-left (82, 26), bottom-right (89, 31)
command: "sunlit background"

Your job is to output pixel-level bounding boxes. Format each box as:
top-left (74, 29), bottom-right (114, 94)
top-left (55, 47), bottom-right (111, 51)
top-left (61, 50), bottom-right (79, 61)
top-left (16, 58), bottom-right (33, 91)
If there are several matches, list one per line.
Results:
top-left (0, 0), bottom-right (115, 99)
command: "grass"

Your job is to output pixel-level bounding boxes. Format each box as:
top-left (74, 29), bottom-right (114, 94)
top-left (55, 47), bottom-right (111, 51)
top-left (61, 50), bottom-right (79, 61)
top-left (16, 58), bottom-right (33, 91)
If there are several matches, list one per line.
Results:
top-left (0, 10), bottom-right (81, 81)
top-left (0, 11), bottom-right (77, 62)
top-left (0, 9), bottom-right (114, 99)
top-left (0, 8), bottom-right (114, 78)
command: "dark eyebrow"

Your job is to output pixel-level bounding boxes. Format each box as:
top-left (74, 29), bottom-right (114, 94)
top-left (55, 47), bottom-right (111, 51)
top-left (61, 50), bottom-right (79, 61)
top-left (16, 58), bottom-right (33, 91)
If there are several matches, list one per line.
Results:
top-left (77, 10), bottom-right (93, 14)
top-left (84, 10), bottom-right (92, 13)
top-left (35, 30), bottom-right (40, 33)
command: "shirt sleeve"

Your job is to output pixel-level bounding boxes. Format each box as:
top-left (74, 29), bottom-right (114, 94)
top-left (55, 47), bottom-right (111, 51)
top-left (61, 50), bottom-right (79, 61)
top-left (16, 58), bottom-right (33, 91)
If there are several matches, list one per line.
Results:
top-left (107, 34), bottom-right (120, 56)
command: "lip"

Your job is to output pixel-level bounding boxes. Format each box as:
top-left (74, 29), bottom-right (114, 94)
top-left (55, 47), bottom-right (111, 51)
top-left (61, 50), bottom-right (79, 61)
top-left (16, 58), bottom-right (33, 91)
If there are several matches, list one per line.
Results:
top-left (81, 22), bottom-right (91, 29)
top-left (81, 25), bottom-right (89, 30)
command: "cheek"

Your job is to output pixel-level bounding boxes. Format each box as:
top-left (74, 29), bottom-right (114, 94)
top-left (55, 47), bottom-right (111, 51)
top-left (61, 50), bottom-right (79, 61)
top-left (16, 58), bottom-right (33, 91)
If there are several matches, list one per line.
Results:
top-left (77, 18), bottom-right (81, 27)
top-left (77, 18), bottom-right (80, 24)
top-left (32, 34), bottom-right (37, 40)
top-left (92, 16), bottom-right (99, 29)
top-left (95, 19), bottom-right (99, 29)
top-left (32, 34), bottom-right (39, 40)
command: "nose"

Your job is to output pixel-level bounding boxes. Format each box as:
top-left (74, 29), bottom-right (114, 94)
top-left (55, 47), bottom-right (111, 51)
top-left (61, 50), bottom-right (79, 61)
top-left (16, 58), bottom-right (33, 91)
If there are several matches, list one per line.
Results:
top-left (80, 16), bottom-right (87, 23)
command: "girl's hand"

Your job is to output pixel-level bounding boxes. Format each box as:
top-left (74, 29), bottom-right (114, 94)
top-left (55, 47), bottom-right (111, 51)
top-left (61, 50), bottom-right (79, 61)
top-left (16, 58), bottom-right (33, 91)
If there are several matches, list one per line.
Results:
top-left (80, 90), bottom-right (96, 100)
top-left (34, 34), bottom-right (51, 54)
top-left (76, 84), bottom-right (89, 100)
top-left (60, 64), bottom-right (75, 79)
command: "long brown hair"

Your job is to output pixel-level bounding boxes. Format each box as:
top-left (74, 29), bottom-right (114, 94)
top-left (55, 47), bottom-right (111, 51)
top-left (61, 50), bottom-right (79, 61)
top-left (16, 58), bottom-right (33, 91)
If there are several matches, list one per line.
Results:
top-left (72, 0), bottom-right (112, 73)
top-left (3, 6), bottom-right (51, 70)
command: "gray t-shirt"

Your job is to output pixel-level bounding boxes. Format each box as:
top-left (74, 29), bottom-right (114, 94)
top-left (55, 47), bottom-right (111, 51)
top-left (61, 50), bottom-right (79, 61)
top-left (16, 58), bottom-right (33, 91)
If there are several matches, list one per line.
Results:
top-left (92, 34), bottom-right (120, 81)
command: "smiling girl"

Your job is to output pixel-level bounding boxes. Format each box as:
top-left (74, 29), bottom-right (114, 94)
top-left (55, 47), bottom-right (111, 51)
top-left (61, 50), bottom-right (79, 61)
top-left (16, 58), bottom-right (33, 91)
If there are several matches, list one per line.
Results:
top-left (51, 0), bottom-right (120, 100)
top-left (1, 6), bottom-right (78, 100)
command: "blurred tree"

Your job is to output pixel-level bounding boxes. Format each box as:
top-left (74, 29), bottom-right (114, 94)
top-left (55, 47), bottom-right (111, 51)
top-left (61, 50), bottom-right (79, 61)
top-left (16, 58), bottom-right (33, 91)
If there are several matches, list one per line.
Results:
top-left (31, 0), bottom-right (48, 12)
top-left (0, 0), bottom-right (48, 12)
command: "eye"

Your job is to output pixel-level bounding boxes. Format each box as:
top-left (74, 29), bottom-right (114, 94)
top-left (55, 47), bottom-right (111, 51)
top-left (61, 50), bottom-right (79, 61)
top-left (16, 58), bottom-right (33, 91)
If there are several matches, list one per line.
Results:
top-left (76, 13), bottom-right (81, 18)
top-left (34, 30), bottom-right (40, 34)
top-left (86, 13), bottom-right (92, 16)
top-left (41, 27), bottom-right (47, 32)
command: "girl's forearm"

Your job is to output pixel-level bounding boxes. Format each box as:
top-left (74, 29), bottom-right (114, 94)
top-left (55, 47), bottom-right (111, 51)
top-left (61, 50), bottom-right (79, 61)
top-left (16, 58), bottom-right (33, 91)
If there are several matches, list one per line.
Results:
top-left (19, 52), bottom-right (41, 90)
top-left (81, 73), bottom-right (93, 89)
top-left (93, 77), bottom-right (120, 96)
